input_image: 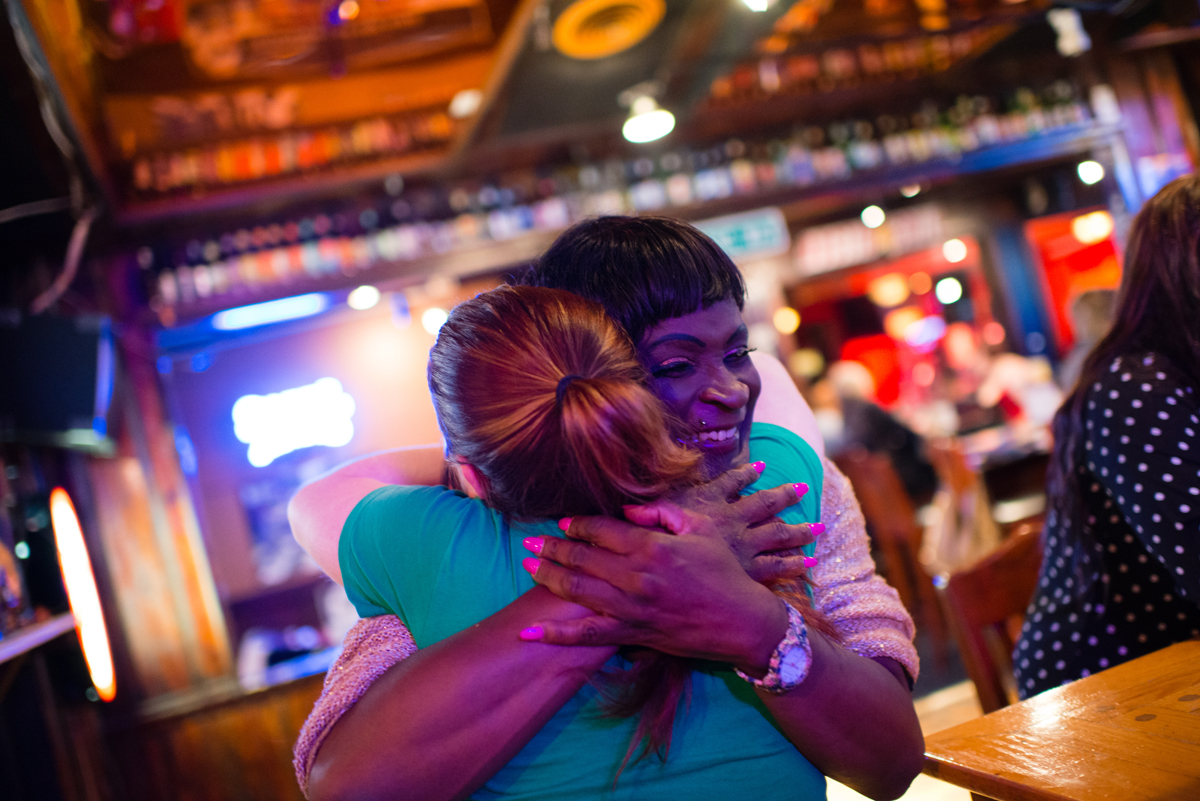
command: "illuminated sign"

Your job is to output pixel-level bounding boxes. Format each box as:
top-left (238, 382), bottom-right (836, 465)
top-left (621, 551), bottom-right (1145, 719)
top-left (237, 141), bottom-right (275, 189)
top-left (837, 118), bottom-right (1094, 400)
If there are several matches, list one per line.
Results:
top-left (213, 293), bottom-right (329, 330)
top-left (49, 488), bottom-right (116, 702)
top-left (232, 378), bottom-right (355, 467)
top-left (695, 207), bottom-right (789, 261)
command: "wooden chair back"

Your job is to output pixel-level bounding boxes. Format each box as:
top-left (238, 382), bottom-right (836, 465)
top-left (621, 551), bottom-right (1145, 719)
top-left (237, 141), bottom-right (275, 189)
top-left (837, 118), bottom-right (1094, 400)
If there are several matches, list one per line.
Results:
top-left (832, 448), bottom-right (944, 643)
top-left (937, 521), bottom-right (1045, 713)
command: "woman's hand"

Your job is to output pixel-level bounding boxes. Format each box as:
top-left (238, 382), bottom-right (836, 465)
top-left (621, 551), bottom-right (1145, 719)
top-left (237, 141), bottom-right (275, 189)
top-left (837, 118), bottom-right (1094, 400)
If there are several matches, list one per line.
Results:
top-left (629, 461), bottom-right (821, 581)
top-left (523, 513), bottom-right (792, 669)
top-left (517, 462), bottom-right (818, 665)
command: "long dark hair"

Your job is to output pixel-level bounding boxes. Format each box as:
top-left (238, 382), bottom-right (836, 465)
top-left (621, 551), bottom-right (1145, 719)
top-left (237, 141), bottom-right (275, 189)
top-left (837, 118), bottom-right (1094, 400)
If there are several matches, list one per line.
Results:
top-left (428, 285), bottom-right (828, 770)
top-left (524, 215), bottom-right (747, 346)
top-left (1048, 174), bottom-right (1200, 590)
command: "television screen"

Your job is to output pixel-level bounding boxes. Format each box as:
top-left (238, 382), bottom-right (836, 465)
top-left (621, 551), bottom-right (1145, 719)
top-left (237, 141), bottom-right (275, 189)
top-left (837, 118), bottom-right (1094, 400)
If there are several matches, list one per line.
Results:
top-left (0, 313), bottom-right (115, 453)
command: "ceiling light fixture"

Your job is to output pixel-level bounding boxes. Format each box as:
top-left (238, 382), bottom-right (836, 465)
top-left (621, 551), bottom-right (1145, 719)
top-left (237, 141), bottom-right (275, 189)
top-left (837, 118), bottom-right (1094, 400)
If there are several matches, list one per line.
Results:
top-left (622, 95), bottom-right (675, 144)
top-left (742, 0), bottom-right (775, 10)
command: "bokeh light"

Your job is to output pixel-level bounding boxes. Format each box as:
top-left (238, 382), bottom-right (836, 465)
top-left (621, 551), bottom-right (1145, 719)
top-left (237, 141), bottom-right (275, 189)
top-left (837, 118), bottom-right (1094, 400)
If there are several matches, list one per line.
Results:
top-left (347, 285), bottom-right (381, 310)
top-left (912, 362), bottom-right (936, 387)
top-left (867, 273), bottom-right (910, 307)
top-left (773, 307), bottom-right (801, 334)
top-left (983, 320), bottom-right (1007, 346)
top-left (1071, 210), bottom-right (1114, 244)
top-left (861, 205), bottom-right (886, 229)
top-left (942, 238), bottom-right (968, 263)
top-left (422, 307), bottom-right (450, 334)
top-left (935, 276), bottom-right (964, 305)
top-left (1077, 160), bottom-right (1105, 185)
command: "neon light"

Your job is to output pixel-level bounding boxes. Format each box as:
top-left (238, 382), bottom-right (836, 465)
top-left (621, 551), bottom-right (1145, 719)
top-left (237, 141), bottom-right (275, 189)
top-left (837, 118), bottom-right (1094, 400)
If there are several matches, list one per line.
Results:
top-left (213, 293), bottom-right (329, 330)
top-left (232, 378), bottom-right (355, 467)
top-left (48, 488), bottom-right (116, 702)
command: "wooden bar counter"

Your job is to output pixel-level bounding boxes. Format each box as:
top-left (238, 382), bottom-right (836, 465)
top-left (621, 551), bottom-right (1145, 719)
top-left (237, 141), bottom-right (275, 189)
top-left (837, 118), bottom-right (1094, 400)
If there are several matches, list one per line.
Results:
top-left (923, 639), bottom-right (1200, 800)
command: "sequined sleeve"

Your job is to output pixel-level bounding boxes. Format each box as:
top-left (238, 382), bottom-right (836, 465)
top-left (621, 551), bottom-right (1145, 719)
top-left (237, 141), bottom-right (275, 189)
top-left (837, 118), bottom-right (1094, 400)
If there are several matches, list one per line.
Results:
top-left (293, 616), bottom-right (417, 797)
top-left (811, 458), bottom-right (920, 682)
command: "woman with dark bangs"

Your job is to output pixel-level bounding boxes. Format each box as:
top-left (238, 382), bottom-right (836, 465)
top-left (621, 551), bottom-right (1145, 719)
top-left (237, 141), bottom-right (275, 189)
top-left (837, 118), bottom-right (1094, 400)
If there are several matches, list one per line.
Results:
top-left (1015, 175), bottom-right (1200, 698)
top-left (291, 217), bottom-right (924, 800)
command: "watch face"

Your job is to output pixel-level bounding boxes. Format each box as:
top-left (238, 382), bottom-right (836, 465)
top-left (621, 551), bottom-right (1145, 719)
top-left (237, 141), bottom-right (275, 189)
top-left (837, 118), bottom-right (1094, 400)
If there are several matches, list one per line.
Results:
top-left (779, 646), bottom-right (808, 686)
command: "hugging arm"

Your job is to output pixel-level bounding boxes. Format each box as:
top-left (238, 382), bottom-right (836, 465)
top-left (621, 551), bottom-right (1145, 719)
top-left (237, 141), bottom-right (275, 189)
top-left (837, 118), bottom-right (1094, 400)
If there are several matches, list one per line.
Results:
top-left (289, 445), bottom-right (446, 583)
top-left (524, 459), bottom-right (923, 800)
top-left (292, 465), bottom-right (815, 798)
top-left (303, 588), bottom-right (615, 801)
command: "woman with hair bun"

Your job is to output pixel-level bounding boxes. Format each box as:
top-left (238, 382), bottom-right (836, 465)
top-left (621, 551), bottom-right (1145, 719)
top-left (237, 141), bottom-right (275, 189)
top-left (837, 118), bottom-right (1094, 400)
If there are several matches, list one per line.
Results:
top-left (335, 284), bottom-right (834, 798)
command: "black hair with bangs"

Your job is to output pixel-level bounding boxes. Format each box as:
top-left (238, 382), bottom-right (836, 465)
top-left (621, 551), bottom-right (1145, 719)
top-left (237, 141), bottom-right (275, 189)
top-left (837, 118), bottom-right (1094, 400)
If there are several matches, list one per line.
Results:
top-left (523, 216), bottom-right (747, 346)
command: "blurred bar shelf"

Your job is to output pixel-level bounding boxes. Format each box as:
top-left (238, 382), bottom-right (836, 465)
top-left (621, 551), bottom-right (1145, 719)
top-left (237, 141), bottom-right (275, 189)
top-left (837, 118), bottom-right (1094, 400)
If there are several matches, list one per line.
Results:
top-left (150, 121), bottom-right (1125, 326)
top-left (0, 613), bottom-right (76, 666)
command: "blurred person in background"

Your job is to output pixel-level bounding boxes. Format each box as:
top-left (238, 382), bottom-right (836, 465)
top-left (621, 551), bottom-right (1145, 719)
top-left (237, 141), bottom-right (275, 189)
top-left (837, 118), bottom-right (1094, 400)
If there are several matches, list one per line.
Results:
top-left (1014, 175), bottom-right (1200, 698)
top-left (1057, 288), bottom-right (1117, 391)
top-left (815, 360), bottom-right (938, 508)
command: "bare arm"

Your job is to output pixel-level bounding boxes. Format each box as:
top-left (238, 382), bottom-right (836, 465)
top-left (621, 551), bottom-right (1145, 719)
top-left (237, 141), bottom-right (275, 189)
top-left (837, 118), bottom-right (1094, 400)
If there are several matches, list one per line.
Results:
top-left (288, 445), bottom-right (445, 583)
top-left (751, 351), bottom-right (825, 461)
top-left (307, 587), bottom-right (615, 801)
top-left (756, 629), bottom-right (924, 800)
top-left (295, 465), bottom-right (818, 797)
top-left (526, 514), bottom-right (924, 800)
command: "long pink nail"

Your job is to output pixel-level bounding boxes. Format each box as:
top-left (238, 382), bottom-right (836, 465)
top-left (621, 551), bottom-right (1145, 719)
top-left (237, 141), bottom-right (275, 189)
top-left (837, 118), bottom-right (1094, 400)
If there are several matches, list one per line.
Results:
top-left (804, 556), bottom-right (819, 568)
top-left (752, 461), bottom-right (766, 473)
top-left (557, 517), bottom-right (572, 532)
top-left (523, 537), bottom-right (544, 555)
top-left (519, 626), bottom-right (544, 641)
top-left (522, 557), bottom-right (540, 576)
top-left (809, 522), bottom-right (826, 536)
top-left (794, 483), bottom-right (809, 498)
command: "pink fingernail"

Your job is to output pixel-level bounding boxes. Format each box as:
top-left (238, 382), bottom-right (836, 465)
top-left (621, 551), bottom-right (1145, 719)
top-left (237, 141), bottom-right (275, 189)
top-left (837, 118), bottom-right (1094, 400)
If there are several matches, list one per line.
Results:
top-left (794, 483), bottom-right (809, 498)
top-left (809, 522), bottom-right (826, 536)
top-left (752, 461), bottom-right (766, 473)
top-left (557, 517), bottom-right (572, 532)
top-left (522, 557), bottom-right (540, 576)
top-left (804, 556), bottom-right (819, 568)
top-left (519, 626), bottom-right (544, 641)
top-left (523, 537), bottom-right (544, 555)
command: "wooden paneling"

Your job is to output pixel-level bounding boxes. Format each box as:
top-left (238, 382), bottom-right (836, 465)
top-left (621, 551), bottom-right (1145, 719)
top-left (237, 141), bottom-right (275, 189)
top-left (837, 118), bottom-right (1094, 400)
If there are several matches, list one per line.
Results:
top-left (109, 675), bottom-right (324, 801)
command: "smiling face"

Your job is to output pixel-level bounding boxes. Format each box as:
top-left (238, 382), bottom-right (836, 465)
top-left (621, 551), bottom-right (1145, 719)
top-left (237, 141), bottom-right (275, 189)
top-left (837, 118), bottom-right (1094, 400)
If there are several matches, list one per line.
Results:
top-left (638, 299), bottom-right (761, 478)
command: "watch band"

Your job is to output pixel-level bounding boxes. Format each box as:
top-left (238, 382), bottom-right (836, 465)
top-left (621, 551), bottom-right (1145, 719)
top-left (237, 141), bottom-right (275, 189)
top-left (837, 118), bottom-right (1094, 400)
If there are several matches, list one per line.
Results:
top-left (734, 601), bottom-right (812, 694)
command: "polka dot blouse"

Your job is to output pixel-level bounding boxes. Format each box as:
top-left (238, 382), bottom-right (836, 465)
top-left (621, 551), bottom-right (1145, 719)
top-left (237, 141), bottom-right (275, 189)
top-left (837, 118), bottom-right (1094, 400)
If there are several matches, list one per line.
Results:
top-left (1014, 352), bottom-right (1200, 699)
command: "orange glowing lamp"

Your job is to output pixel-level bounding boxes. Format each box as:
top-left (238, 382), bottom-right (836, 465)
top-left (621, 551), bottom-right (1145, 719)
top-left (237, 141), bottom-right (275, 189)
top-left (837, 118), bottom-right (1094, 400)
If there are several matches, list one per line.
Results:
top-left (48, 488), bottom-right (116, 702)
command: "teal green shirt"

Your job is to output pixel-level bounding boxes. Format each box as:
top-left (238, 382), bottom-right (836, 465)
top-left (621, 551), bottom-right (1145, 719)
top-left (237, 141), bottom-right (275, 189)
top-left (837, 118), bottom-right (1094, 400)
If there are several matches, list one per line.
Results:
top-left (341, 422), bottom-right (825, 800)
